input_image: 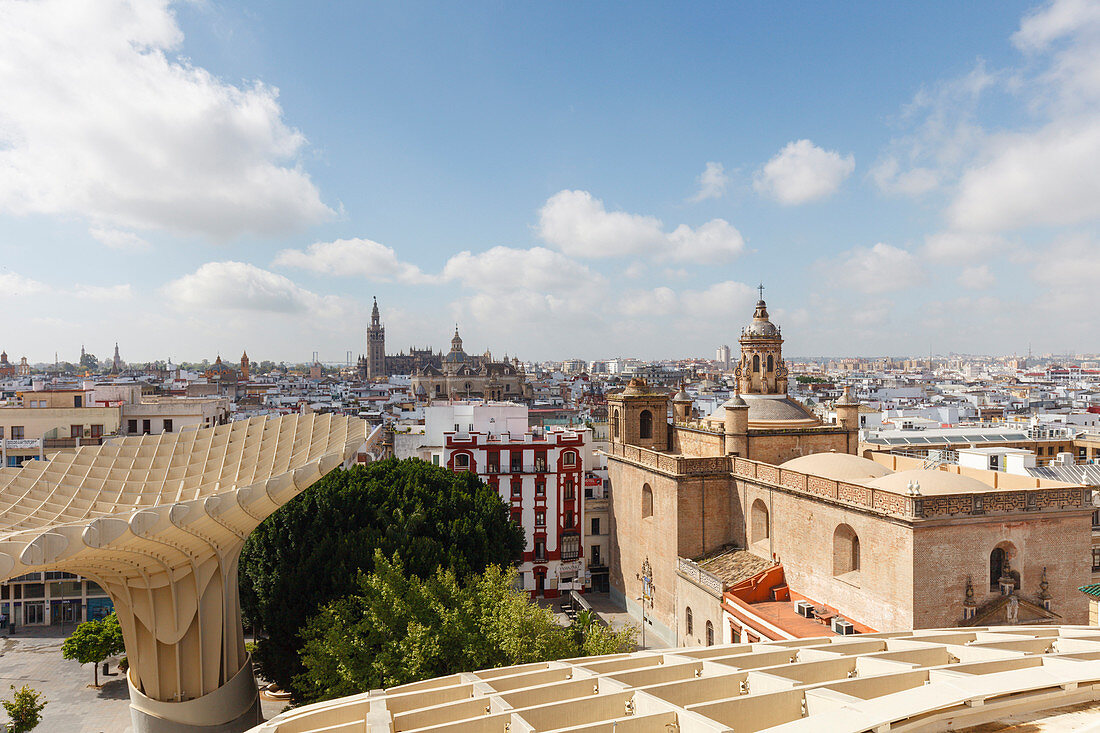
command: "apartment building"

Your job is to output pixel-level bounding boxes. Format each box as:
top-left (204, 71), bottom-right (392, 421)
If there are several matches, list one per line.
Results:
top-left (429, 401), bottom-right (592, 598)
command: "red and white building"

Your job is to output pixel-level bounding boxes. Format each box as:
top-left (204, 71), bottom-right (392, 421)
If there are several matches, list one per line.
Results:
top-left (435, 402), bottom-right (590, 598)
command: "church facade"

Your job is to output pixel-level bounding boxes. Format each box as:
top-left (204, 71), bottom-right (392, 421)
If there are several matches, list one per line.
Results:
top-left (607, 297), bottom-right (1089, 648)
top-left (410, 329), bottom-right (532, 402)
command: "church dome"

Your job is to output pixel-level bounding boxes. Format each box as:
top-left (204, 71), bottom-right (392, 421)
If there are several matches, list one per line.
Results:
top-left (866, 469), bottom-right (998, 495)
top-left (780, 453), bottom-right (892, 482)
top-left (742, 299), bottom-right (780, 338)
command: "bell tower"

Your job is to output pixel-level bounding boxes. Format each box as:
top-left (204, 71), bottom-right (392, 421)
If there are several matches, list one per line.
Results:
top-left (366, 297), bottom-right (386, 380)
top-left (607, 378), bottom-right (670, 451)
top-left (735, 285), bottom-right (788, 396)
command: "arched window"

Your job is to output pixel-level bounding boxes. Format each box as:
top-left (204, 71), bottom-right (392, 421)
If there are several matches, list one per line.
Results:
top-left (990, 543), bottom-right (1020, 591)
top-left (686, 607), bottom-right (693, 637)
top-left (750, 499), bottom-right (770, 546)
top-left (833, 524), bottom-right (860, 576)
top-left (455, 453), bottom-right (469, 468)
top-left (642, 484), bottom-right (653, 519)
top-left (639, 409), bottom-right (653, 439)
top-left (611, 409), bottom-right (619, 439)
top-left (753, 354), bottom-right (760, 372)
top-left (767, 354), bottom-right (774, 372)
top-left (706, 621), bottom-right (714, 646)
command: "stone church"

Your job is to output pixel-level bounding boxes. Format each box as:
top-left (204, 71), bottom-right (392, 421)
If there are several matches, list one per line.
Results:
top-left (410, 329), bottom-right (532, 402)
top-left (359, 298), bottom-right (532, 401)
top-left (607, 296), bottom-right (1090, 647)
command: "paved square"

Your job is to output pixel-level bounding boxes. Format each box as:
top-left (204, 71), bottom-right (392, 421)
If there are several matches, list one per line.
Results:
top-left (0, 628), bottom-right (286, 732)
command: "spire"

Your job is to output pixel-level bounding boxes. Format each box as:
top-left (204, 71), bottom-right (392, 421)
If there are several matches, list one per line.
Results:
top-left (371, 296), bottom-right (380, 326)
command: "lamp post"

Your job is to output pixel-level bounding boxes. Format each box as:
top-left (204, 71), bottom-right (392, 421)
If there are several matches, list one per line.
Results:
top-left (635, 556), bottom-right (653, 649)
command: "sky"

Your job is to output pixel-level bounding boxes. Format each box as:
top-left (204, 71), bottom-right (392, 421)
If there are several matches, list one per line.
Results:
top-left (2, 0), bottom-right (1099, 364)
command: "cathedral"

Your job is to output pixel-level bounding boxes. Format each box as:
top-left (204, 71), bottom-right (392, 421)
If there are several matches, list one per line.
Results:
top-left (357, 298), bottom-right (443, 379)
top-left (359, 299), bottom-right (532, 401)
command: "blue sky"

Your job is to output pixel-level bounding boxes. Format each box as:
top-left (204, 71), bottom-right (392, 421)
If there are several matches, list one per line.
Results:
top-left (1, 0), bottom-right (1097, 363)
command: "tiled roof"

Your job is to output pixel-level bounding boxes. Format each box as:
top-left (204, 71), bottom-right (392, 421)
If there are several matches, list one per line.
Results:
top-left (696, 547), bottom-right (774, 586)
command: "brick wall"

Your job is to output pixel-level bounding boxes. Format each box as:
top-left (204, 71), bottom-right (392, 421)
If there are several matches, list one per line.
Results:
top-left (912, 513), bottom-right (1090, 627)
top-left (738, 479), bottom-right (916, 632)
top-left (746, 431), bottom-right (851, 464)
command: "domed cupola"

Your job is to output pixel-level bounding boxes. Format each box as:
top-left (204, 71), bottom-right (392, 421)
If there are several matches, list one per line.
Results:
top-left (742, 298), bottom-right (780, 338)
top-left (735, 286), bottom-right (788, 396)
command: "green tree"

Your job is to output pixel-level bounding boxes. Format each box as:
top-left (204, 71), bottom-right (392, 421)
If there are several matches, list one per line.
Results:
top-left (78, 352), bottom-right (98, 371)
top-left (1, 685), bottom-right (46, 733)
top-left (239, 459), bottom-right (525, 695)
top-left (295, 555), bottom-right (635, 704)
top-left (61, 612), bottom-right (125, 687)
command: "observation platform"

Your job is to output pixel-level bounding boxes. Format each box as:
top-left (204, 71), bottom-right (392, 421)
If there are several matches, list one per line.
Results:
top-left (254, 625), bottom-right (1100, 733)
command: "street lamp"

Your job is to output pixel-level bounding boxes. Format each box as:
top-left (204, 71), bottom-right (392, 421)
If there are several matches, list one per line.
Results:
top-left (635, 556), bottom-right (654, 649)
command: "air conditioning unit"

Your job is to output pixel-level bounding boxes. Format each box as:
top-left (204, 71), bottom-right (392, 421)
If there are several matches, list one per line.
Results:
top-left (794, 601), bottom-right (814, 618)
top-left (832, 618), bottom-right (856, 635)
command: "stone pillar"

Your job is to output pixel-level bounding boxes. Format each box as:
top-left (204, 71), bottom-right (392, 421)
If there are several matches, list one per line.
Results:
top-left (962, 575), bottom-right (977, 621)
top-left (723, 395), bottom-right (749, 457)
top-left (835, 386), bottom-right (860, 455)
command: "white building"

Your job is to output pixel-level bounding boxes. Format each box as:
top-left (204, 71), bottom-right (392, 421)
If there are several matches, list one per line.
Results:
top-left (432, 401), bottom-right (591, 598)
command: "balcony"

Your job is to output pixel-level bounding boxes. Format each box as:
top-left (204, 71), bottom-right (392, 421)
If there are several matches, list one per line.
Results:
top-left (43, 436), bottom-right (110, 450)
top-left (480, 464), bottom-right (552, 475)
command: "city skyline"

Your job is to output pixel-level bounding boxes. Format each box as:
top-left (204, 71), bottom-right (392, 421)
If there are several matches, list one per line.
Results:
top-left (2, 1), bottom-right (1098, 361)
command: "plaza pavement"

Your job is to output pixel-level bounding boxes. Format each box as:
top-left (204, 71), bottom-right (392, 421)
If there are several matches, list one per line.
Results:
top-left (0, 627), bottom-right (286, 732)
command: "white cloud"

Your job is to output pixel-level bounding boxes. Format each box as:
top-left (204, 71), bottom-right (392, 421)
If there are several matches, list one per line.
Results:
top-left (928, 2), bottom-right (1100, 232)
top-left (689, 161), bottom-right (728, 202)
top-left (0, 272), bottom-right (47, 297)
top-left (537, 190), bottom-right (664, 257)
top-left (870, 64), bottom-right (994, 198)
top-left (753, 140), bottom-right (855, 204)
top-left (73, 284), bottom-right (133, 301)
top-left (442, 246), bottom-right (603, 294)
top-left (949, 120), bottom-right (1100, 231)
top-left (0, 0), bottom-right (332, 240)
top-left (829, 243), bottom-right (922, 294)
top-left (274, 238), bottom-right (434, 284)
top-left (680, 281), bottom-right (757, 318)
top-left (536, 190), bottom-right (745, 262)
top-left (89, 227), bottom-right (151, 251)
top-left (869, 157), bottom-right (938, 196)
top-left (1014, 0), bottom-right (1100, 52)
top-left (922, 230), bottom-right (1005, 262)
top-left (618, 281), bottom-right (756, 321)
top-left (619, 287), bottom-right (677, 317)
top-left (667, 219), bottom-right (746, 261)
top-left (163, 261), bottom-right (346, 317)
top-left (958, 265), bottom-right (995, 290)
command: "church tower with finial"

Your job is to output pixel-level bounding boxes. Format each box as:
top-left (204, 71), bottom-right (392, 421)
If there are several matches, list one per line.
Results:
top-left (366, 297), bottom-right (386, 380)
top-left (111, 342), bottom-right (122, 374)
top-left (240, 350), bottom-right (250, 381)
top-left (735, 285), bottom-right (788, 396)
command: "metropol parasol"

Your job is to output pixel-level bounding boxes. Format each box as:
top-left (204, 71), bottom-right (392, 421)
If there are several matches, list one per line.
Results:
top-left (0, 412), bottom-right (378, 733)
